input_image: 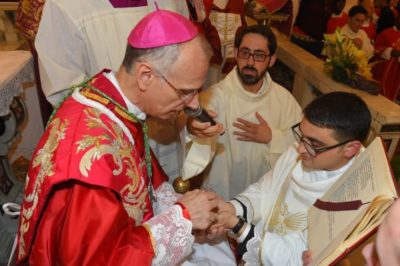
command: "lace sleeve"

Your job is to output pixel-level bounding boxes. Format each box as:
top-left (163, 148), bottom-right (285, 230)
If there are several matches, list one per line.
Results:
top-left (145, 205), bottom-right (194, 266)
top-left (153, 182), bottom-right (181, 215)
top-left (241, 229), bottom-right (261, 266)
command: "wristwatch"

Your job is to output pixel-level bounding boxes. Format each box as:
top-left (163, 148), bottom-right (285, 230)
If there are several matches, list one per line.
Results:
top-left (229, 215), bottom-right (246, 237)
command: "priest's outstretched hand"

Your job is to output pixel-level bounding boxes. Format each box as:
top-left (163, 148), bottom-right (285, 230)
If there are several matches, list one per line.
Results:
top-left (233, 112), bottom-right (272, 144)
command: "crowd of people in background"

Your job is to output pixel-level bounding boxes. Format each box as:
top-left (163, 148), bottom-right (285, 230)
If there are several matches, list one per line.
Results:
top-left (292, 0), bottom-right (400, 102)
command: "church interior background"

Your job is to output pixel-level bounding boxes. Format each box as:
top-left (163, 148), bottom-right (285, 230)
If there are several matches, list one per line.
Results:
top-left (0, 0), bottom-right (399, 264)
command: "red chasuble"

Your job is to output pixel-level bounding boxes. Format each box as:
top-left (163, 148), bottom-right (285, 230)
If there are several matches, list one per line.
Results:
top-left (188, 0), bottom-right (246, 73)
top-left (326, 13), bottom-right (348, 34)
top-left (375, 27), bottom-right (400, 55)
top-left (16, 70), bottom-right (167, 265)
top-left (361, 21), bottom-right (377, 41)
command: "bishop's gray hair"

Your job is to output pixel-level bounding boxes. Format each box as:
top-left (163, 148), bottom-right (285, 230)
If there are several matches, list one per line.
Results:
top-left (122, 36), bottom-right (212, 76)
top-left (122, 43), bottom-right (180, 74)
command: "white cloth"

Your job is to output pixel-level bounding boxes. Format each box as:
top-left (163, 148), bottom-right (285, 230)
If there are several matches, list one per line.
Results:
top-left (183, 67), bottom-right (302, 200)
top-left (180, 237), bottom-right (236, 266)
top-left (234, 144), bottom-right (356, 266)
top-left (341, 24), bottom-right (374, 59)
top-left (35, 0), bottom-right (188, 180)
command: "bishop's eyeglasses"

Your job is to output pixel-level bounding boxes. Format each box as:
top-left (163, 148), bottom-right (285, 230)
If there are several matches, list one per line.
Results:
top-left (153, 67), bottom-right (202, 104)
top-left (291, 123), bottom-right (354, 157)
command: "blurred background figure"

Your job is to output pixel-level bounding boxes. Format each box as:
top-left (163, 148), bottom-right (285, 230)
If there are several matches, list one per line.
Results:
top-left (376, 0), bottom-right (397, 34)
top-left (358, 0), bottom-right (377, 41)
top-left (372, 14), bottom-right (400, 102)
top-left (291, 0), bottom-right (333, 57)
top-left (341, 5), bottom-right (374, 59)
top-left (326, 0), bottom-right (348, 34)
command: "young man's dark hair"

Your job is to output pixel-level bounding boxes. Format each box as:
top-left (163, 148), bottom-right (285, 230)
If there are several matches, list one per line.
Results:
top-left (348, 5), bottom-right (368, 17)
top-left (234, 25), bottom-right (277, 55)
top-left (303, 92), bottom-right (371, 143)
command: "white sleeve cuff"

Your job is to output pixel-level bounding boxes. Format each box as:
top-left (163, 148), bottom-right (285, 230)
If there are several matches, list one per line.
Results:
top-left (237, 223), bottom-right (251, 243)
top-left (229, 200), bottom-right (243, 217)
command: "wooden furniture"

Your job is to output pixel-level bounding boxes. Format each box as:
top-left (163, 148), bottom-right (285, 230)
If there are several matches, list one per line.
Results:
top-left (0, 2), bottom-right (18, 40)
top-left (0, 2), bottom-right (18, 12)
top-left (273, 29), bottom-right (400, 160)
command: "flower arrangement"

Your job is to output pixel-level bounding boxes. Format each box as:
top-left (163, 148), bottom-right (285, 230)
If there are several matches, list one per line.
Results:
top-left (323, 29), bottom-right (379, 94)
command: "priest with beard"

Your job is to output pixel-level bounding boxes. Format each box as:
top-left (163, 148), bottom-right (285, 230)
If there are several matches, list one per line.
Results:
top-left (184, 24), bottom-right (302, 201)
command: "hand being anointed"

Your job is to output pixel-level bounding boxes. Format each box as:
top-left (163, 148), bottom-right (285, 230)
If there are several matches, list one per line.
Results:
top-left (178, 189), bottom-right (219, 230)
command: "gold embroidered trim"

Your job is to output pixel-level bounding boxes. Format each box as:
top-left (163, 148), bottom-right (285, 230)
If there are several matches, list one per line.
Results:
top-left (268, 195), bottom-right (307, 236)
top-left (259, 162), bottom-right (298, 265)
top-left (81, 90), bottom-right (110, 105)
top-left (76, 108), bottom-right (148, 221)
top-left (18, 118), bottom-right (68, 259)
top-left (80, 89), bottom-right (137, 123)
top-left (115, 107), bottom-right (137, 123)
top-left (143, 223), bottom-right (157, 253)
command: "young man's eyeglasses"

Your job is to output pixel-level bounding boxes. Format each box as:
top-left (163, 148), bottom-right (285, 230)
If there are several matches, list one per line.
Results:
top-left (291, 123), bottom-right (354, 157)
top-left (237, 48), bottom-right (270, 62)
top-left (153, 68), bottom-right (201, 104)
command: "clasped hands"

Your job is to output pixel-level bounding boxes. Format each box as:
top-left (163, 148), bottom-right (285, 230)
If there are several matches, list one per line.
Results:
top-left (178, 189), bottom-right (238, 241)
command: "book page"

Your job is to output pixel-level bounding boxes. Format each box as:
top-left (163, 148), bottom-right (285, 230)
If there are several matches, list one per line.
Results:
top-left (308, 138), bottom-right (397, 266)
top-left (318, 195), bottom-right (394, 265)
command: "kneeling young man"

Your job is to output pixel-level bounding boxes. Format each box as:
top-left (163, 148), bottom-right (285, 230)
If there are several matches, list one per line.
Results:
top-left (215, 92), bottom-right (371, 265)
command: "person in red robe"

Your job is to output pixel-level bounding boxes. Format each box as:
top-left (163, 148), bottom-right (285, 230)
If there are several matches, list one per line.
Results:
top-left (359, 0), bottom-right (377, 41)
top-left (376, 0), bottom-right (397, 34)
top-left (15, 9), bottom-right (225, 265)
top-left (373, 14), bottom-right (400, 101)
top-left (187, 0), bottom-right (223, 73)
top-left (291, 0), bottom-right (334, 57)
top-left (326, 0), bottom-right (348, 34)
top-left (187, 0), bottom-right (247, 83)
top-left (375, 16), bottom-right (400, 56)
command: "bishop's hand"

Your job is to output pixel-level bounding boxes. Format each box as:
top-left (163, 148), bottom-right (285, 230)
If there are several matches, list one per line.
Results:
top-left (187, 109), bottom-right (224, 138)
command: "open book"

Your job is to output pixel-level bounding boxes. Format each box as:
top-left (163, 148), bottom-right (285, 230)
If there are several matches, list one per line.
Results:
top-left (308, 137), bottom-right (398, 266)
